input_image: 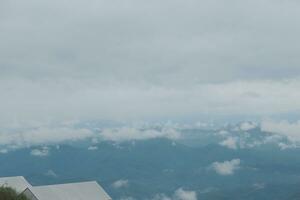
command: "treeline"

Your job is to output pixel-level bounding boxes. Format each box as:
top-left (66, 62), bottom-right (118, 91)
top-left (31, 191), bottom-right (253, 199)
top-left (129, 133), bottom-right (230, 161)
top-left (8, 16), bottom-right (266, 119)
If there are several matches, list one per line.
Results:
top-left (0, 187), bottom-right (29, 200)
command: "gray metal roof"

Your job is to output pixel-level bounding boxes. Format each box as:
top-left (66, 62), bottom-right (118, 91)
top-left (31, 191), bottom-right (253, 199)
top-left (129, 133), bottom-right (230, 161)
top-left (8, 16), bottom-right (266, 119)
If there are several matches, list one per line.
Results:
top-left (0, 176), bottom-right (31, 193)
top-left (27, 181), bottom-right (112, 200)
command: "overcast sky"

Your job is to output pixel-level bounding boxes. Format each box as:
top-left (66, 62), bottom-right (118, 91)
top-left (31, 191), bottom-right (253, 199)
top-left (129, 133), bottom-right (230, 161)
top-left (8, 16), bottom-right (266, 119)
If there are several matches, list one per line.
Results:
top-left (1, 0), bottom-right (300, 127)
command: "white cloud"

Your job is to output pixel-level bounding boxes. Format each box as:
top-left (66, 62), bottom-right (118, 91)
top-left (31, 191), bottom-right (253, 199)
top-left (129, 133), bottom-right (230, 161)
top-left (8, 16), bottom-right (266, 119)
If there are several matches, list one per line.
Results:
top-left (195, 122), bottom-right (208, 128)
top-left (152, 194), bottom-right (172, 200)
top-left (0, 124), bottom-right (181, 149)
top-left (112, 179), bottom-right (129, 189)
top-left (45, 169), bottom-right (58, 178)
top-left (173, 188), bottom-right (197, 200)
top-left (278, 142), bottom-right (298, 150)
top-left (0, 79), bottom-right (300, 125)
top-left (253, 183), bottom-right (265, 190)
top-left (100, 127), bottom-right (180, 142)
top-left (0, 0), bottom-right (300, 147)
top-left (30, 147), bottom-right (49, 157)
top-left (261, 120), bottom-right (300, 142)
top-left (0, 149), bottom-right (8, 154)
top-left (240, 122), bottom-right (257, 131)
top-left (263, 134), bottom-right (284, 144)
top-left (2, 0), bottom-right (300, 84)
top-left (218, 130), bottom-right (229, 136)
top-left (0, 127), bottom-right (93, 148)
top-left (211, 159), bottom-right (241, 175)
top-left (119, 197), bottom-right (136, 200)
top-left (199, 187), bottom-right (217, 194)
top-left (88, 146), bottom-right (98, 151)
top-left (0, 0), bottom-right (300, 125)
top-left (152, 188), bottom-right (197, 200)
top-left (91, 138), bottom-right (99, 144)
top-left (219, 137), bottom-right (238, 150)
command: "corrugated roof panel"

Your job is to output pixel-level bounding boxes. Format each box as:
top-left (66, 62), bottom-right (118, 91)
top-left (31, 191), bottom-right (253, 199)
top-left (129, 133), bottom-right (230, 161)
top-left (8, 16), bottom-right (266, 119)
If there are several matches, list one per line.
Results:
top-left (30, 181), bottom-right (112, 200)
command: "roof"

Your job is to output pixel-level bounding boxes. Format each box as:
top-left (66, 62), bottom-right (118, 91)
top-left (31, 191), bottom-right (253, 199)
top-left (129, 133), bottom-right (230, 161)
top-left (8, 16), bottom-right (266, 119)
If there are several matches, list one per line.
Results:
top-left (25, 181), bottom-right (112, 200)
top-left (0, 176), bottom-right (32, 193)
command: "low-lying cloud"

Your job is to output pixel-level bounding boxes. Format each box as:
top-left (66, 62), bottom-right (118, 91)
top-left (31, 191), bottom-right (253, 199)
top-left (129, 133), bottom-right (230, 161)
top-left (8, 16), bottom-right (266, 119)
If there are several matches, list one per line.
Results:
top-left (88, 146), bottom-right (98, 151)
top-left (239, 122), bottom-right (257, 131)
top-left (0, 127), bottom-right (93, 148)
top-left (30, 147), bottom-right (50, 157)
top-left (99, 127), bottom-right (180, 142)
top-left (112, 179), bottom-right (129, 189)
top-left (45, 169), bottom-right (58, 178)
top-left (153, 188), bottom-right (197, 200)
top-left (211, 159), bottom-right (241, 176)
top-left (219, 137), bottom-right (238, 150)
top-left (261, 120), bottom-right (300, 143)
top-left (173, 188), bottom-right (197, 200)
top-left (0, 124), bottom-right (182, 150)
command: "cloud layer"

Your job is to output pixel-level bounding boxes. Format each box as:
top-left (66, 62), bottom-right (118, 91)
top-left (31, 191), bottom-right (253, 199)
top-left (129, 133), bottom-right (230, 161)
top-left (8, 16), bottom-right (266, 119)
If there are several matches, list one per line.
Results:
top-left (0, 127), bottom-right (93, 148)
top-left (0, 79), bottom-right (300, 126)
top-left (1, 0), bottom-right (300, 82)
top-left (0, 0), bottom-right (300, 125)
top-left (0, 124), bottom-right (181, 149)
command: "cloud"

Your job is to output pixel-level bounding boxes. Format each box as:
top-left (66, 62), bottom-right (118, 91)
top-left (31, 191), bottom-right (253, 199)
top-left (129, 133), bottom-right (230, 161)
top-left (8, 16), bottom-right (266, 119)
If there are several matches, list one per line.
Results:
top-left (239, 122), bottom-right (257, 131)
top-left (152, 188), bottom-right (197, 200)
top-left (261, 120), bottom-right (300, 142)
top-left (88, 146), bottom-right (98, 151)
top-left (211, 159), bottom-right (241, 175)
top-left (173, 188), bottom-right (197, 200)
top-left (0, 149), bottom-right (8, 154)
top-left (0, 127), bottom-right (93, 148)
top-left (253, 183), bottom-right (265, 190)
top-left (0, 78), bottom-right (300, 125)
top-left (112, 179), bottom-right (129, 189)
top-left (218, 130), bottom-right (229, 136)
top-left (2, 0), bottom-right (300, 82)
top-left (30, 147), bottom-right (49, 157)
top-left (99, 127), bottom-right (180, 142)
top-left (0, 124), bottom-right (181, 149)
top-left (45, 169), bottom-right (58, 178)
top-left (199, 187), bottom-right (217, 194)
top-left (278, 142), bottom-right (298, 150)
top-left (152, 194), bottom-right (172, 200)
top-left (0, 0), bottom-right (300, 125)
top-left (119, 197), bottom-right (136, 200)
top-left (219, 137), bottom-right (238, 150)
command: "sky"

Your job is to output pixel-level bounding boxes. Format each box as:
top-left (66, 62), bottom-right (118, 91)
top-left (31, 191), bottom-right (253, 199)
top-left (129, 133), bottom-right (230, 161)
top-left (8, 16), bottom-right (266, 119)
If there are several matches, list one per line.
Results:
top-left (1, 0), bottom-right (300, 127)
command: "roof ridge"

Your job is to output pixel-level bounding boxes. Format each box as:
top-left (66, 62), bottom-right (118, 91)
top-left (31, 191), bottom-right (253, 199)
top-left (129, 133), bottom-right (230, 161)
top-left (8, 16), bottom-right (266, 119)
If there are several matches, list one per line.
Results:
top-left (33, 180), bottom-right (99, 188)
top-left (0, 176), bottom-right (25, 179)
